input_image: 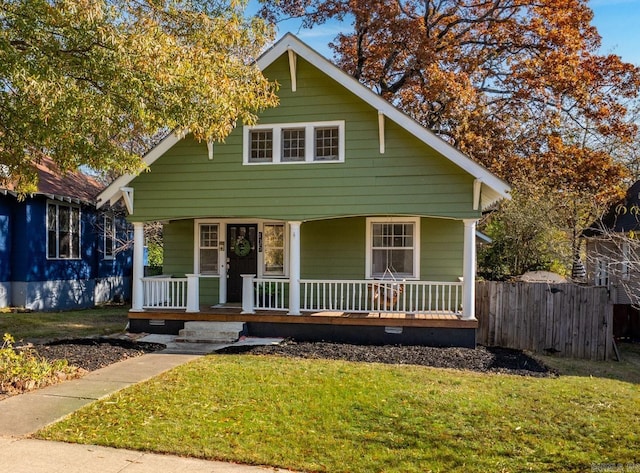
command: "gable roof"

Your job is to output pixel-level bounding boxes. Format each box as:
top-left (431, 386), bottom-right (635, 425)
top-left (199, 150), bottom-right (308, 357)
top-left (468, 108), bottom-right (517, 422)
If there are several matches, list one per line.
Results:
top-left (583, 180), bottom-right (640, 237)
top-left (97, 33), bottom-right (510, 210)
top-left (1, 157), bottom-right (104, 205)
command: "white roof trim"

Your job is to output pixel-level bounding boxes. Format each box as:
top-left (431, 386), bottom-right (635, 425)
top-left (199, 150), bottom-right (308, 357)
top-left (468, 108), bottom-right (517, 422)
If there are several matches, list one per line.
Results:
top-left (96, 131), bottom-right (182, 209)
top-left (98, 33), bottom-right (510, 212)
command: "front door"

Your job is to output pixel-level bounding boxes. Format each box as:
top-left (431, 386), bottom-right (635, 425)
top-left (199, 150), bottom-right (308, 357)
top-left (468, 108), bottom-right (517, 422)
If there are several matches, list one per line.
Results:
top-left (226, 224), bottom-right (258, 303)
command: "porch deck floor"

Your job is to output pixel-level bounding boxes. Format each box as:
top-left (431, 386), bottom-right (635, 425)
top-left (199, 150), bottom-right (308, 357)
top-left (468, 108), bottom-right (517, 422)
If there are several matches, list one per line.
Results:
top-left (130, 305), bottom-right (478, 329)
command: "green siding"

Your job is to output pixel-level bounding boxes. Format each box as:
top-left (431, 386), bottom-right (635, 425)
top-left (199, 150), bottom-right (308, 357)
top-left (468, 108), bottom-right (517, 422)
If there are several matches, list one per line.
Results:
top-left (128, 54), bottom-right (478, 223)
top-left (301, 218), bottom-right (366, 279)
top-left (421, 219), bottom-right (464, 281)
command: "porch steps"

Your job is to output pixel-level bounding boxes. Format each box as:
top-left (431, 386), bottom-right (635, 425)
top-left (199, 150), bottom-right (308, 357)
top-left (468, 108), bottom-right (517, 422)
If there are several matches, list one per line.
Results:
top-left (177, 321), bottom-right (246, 343)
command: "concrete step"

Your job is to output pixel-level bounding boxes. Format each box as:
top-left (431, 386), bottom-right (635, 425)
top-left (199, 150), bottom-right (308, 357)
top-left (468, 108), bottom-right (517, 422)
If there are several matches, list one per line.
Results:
top-left (177, 321), bottom-right (246, 343)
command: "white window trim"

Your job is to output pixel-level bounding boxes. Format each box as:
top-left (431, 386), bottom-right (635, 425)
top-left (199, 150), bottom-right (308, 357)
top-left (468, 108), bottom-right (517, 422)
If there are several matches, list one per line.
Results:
top-left (195, 220), bottom-right (221, 276)
top-left (193, 219), bottom-right (289, 278)
top-left (365, 217), bottom-right (420, 280)
top-left (46, 200), bottom-right (82, 260)
top-left (262, 222), bottom-right (287, 276)
top-left (103, 213), bottom-right (115, 260)
top-left (243, 120), bottom-right (345, 165)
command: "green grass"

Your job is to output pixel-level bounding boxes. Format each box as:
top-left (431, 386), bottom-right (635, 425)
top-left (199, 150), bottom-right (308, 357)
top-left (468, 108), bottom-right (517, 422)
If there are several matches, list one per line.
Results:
top-left (0, 306), bottom-right (129, 341)
top-left (37, 350), bottom-right (640, 473)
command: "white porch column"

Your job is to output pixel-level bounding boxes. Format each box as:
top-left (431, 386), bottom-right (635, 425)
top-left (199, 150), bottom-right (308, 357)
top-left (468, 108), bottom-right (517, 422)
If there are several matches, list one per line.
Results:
top-left (462, 219), bottom-right (478, 320)
top-left (241, 274), bottom-right (256, 314)
top-left (131, 222), bottom-right (145, 312)
top-left (185, 274), bottom-right (200, 313)
top-left (288, 221), bottom-right (302, 315)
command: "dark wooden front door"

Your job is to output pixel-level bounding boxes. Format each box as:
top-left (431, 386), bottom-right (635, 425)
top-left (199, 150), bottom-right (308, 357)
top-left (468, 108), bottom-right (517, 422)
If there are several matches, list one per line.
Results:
top-left (227, 224), bottom-right (258, 303)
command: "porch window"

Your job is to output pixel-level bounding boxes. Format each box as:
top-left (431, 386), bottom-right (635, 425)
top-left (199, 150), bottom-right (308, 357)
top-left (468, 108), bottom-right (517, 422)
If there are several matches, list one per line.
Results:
top-left (198, 223), bottom-right (219, 275)
top-left (103, 213), bottom-right (115, 259)
top-left (47, 202), bottom-right (80, 259)
top-left (244, 121), bottom-right (345, 164)
top-left (263, 223), bottom-right (285, 275)
top-left (366, 217), bottom-right (420, 279)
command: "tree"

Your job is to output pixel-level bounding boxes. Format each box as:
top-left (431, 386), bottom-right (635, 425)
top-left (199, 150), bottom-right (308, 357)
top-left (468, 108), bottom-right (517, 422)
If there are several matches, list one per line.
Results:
top-left (260, 0), bottom-right (638, 194)
top-left (1, 0), bottom-right (279, 192)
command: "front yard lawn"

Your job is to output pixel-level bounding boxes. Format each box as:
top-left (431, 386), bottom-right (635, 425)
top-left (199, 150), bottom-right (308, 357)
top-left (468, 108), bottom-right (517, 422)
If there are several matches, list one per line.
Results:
top-left (0, 306), bottom-right (129, 341)
top-left (37, 351), bottom-right (640, 473)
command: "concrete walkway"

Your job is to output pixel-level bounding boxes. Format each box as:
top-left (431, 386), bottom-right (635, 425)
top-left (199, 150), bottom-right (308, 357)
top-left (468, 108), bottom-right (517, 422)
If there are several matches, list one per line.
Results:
top-left (0, 337), bottom-right (290, 472)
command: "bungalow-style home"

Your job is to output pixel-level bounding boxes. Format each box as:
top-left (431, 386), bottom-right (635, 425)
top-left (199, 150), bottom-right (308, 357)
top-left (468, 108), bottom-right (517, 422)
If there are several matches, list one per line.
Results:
top-left (0, 158), bottom-right (133, 310)
top-left (583, 180), bottom-right (640, 339)
top-left (98, 34), bottom-right (511, 347)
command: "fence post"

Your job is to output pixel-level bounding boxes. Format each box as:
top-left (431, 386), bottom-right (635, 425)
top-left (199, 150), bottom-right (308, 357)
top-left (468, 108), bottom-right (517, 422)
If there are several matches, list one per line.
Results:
top-left (241, 274), bottom-right (256, 314)
top-left (185, 274), bottom-right (200, 313)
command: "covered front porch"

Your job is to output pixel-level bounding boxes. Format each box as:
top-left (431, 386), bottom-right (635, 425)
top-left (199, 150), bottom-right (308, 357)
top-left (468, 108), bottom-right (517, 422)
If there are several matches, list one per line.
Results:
top-left (128, 218), bottom-right (479, 320)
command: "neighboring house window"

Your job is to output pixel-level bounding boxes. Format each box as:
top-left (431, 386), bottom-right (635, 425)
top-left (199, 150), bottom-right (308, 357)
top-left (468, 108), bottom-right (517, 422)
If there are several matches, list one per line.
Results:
top-left (47, 202), bottom-right (80, 259)
top-left (595, 258), bottom-right (609, 287)
top-left (622, 241), bottom-right (631, 280)
top-left (366, 217), bottom-right (420, 279)
top-left (103, 214), bottom-right (115, 259)
top-left (263, 223), bottom-right (285, 275)
top-left (198, 223), bottom-right (219, 275)
top-left (244, 121), bottom-right (345, 164)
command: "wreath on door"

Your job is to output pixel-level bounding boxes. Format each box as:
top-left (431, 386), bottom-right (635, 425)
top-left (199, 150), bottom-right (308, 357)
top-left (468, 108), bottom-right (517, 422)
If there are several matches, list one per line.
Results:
top-left (234, 237), bottom-right (251, 257)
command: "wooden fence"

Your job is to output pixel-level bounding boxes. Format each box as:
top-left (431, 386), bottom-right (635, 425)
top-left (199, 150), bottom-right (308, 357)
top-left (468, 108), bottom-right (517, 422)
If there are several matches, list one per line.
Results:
top-left (476, 281), bottom-right (614, 361)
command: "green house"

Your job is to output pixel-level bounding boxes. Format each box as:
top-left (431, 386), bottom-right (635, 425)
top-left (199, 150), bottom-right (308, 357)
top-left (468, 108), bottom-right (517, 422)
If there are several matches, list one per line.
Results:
top-left (98, 34), bottom-right (510, 346)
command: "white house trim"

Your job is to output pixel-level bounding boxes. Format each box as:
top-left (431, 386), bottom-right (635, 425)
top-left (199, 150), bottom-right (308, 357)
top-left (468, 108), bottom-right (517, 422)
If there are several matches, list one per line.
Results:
top-left (243, 120), bottom-right (345, 165)
top-left (96, 132), bottom-right (183, 209)
top-left (288, 48), bottom-right (297, 92)
top-left (365, 216), bottom-right (421, 280)
top-left (378, 111), bottom-right (385, 154)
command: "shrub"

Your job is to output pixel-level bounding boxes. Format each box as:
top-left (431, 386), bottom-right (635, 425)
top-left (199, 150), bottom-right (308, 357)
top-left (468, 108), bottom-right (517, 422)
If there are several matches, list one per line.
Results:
top-left (0, 333), bottom-right (80, 395)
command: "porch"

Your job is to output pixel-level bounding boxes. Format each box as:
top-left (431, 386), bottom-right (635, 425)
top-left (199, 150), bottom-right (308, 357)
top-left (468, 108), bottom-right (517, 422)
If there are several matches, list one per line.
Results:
top-left (129, 275), bottom-right (477, 346)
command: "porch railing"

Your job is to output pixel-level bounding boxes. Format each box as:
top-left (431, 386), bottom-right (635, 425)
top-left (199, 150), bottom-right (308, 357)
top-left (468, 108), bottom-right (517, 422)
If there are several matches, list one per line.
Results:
top-left (254, 278), bottom-right (289, 310)
top-left (142, 275), bottom-right (188, 310)
top-left (300, 279), bottom-right (463, 314)
top-left (139, 275), bottom-right (462, 315)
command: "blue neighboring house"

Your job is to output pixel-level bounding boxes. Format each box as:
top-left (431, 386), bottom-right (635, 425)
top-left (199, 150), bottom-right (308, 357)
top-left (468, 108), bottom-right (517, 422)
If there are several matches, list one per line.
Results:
top-left (0, 158), bottom-right (133, 310)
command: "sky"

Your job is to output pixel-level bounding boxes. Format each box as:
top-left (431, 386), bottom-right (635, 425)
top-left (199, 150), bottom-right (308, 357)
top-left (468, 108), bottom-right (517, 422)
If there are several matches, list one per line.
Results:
top-left (248, 0), bottom-right (640, 67)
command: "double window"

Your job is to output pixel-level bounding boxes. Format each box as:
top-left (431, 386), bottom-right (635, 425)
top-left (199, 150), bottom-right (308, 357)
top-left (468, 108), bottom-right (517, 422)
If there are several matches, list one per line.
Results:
top-left (47, 202), bottom-right (80, 259)
top-left (244, 121), bottom-right (345, 164)
top-left (366, 217), bottom-right (420, 279)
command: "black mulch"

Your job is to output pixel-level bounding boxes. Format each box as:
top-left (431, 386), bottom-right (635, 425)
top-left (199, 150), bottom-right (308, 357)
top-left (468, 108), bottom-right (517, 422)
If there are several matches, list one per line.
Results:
top-left (217, 340), bottom-right (557, 377)
top-left (30, 338), bottom-right (165, 372)
top-left (28, 337), bottom-right (555, 377)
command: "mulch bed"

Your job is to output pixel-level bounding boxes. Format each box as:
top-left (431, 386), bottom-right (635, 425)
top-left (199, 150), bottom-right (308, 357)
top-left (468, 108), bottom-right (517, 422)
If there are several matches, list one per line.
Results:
top-left (30, 338), bottom-right (165, 372)
top-left (217, 340), bottom-right (556, 377)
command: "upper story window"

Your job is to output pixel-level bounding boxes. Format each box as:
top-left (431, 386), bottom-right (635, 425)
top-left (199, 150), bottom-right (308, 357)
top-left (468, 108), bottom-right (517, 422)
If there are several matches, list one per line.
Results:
top-left (366, 217), bottom-right (420, 279)
top-left (244, 121), bottom-right (345, 165)
top-left (47, 202), bottom-right (80, 259)
top-left (103, 213), bottom-right (115, 260)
